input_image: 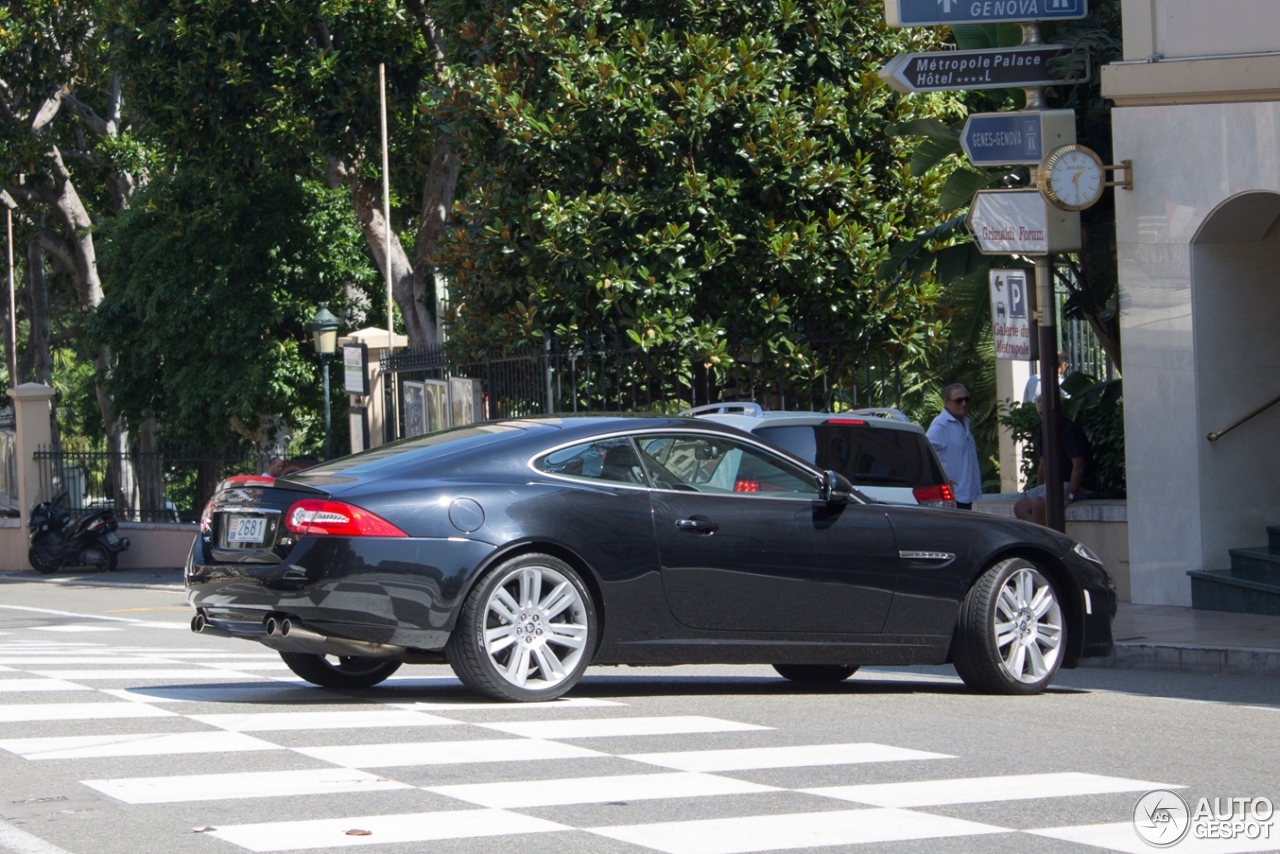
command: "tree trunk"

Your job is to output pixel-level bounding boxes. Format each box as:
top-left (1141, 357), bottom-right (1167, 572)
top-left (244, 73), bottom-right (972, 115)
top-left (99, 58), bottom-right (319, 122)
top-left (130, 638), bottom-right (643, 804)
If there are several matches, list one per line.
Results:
top-left (328, 137), bottom-right (460, 351)
top-left (25, 238), bottom-right (52, 387)
top-left (136, 416), bottom-right (166, 521)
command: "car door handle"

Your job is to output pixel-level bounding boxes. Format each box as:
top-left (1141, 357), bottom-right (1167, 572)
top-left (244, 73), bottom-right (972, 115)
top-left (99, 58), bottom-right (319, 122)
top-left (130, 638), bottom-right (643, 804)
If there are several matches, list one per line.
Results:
top-left (675, 518), bottom-right (719, 534)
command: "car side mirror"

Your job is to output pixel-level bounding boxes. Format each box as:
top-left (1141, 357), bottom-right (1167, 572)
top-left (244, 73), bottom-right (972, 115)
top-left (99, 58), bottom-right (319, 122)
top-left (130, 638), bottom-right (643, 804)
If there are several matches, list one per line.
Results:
top-left (818, 470), bottom-right (852, 504)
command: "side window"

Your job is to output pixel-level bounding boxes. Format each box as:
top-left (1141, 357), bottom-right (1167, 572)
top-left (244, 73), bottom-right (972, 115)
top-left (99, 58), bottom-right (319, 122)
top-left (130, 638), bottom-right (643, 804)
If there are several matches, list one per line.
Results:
top-left (635, 434), bottom-right (819, 498)
top-left (534, 437), bottom-right (648, 486)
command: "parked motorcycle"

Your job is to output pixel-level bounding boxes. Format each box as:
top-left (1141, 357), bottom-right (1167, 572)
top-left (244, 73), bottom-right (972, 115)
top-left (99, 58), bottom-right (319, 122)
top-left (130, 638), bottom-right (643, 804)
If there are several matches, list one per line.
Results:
top-left (28, 493), bottom-right (130, 574)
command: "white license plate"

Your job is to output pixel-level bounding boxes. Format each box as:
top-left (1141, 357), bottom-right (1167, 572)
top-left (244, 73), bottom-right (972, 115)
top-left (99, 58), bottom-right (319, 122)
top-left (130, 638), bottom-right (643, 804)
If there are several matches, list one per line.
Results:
top-left (105, 532), bottom-right (119, 545)
top-left (227, 515), bottom-right (268, 544)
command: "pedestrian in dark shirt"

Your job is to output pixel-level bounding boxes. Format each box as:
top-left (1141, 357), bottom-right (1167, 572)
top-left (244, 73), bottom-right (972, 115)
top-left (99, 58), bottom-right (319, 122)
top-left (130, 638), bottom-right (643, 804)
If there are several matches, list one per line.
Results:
top-left (1014, 395), bottom-right (1094, 526)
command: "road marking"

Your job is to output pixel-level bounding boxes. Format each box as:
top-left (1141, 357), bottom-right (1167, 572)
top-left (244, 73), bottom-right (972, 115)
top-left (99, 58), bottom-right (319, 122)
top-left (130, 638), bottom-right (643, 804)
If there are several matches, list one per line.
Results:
top-left (104, 607), bottom-right (191, 612)
top-left (0, 679), bottom-right (92, 693)
top-left (296, 738), bottom-right (605, 768)
top-left (590, 808), bottom-right (1008, 854)
top-left (624, 742), bottom-right (955, 772)
top-left (191, 710), bottom-right (461, 731)
top-left (30, 626), bottom-right (123, 633)
top-left (0, 657), bottom-right (169, 665)
top-left (97, 684), bottom-right (332, 704)
top-left (0, 605), bottom-right (185, 630)
top-left (209, 809), bottom-right (569, 852)
top-left (0, 818), bottom-right (77, 854)
top-left (427, 770), bottom-right (778, 809)
top-left (805, 772), bottom-right (1180, 808)
top-left (0, 731), bottom-right (280, 760)
top-left (0, 702), bottom-right (175, 722)
top-left (28, 669), bottom-right (263, 680)
top-left (81, 768), bottom-right (413, 804)
top-left (480, 715), bottom-right (770, 740)
top-left (391, 697), bottom-right (623, 711)
top-left (1027, 821), bottom-right (1280, 853)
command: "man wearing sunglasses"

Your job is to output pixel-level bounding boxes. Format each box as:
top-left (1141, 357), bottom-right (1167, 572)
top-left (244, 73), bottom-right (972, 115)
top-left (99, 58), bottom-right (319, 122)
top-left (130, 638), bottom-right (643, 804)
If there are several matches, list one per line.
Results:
top-left (926, 383), bottom-right (982, 510)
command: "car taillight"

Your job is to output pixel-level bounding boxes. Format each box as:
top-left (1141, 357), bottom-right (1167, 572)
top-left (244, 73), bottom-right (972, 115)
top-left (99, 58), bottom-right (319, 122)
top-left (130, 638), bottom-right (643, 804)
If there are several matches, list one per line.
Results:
top-left (913, 484), bottom-right (956, 508)
top-left (825, 418), bottom-right (867, 425)
top-left (284, 500), bottom-right (407, 538)
top-left (199, 499), bottom-right (214, 534)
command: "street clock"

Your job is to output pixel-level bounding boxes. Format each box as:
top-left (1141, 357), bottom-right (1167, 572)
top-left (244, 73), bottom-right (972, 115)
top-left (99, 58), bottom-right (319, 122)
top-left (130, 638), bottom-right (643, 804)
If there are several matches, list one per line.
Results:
top-left (1037, 144), bottom-right (1106, 211)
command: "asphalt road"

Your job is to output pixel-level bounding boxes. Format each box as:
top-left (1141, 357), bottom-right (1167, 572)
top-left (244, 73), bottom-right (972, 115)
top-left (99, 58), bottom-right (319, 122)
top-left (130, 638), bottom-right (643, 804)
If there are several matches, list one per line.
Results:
top-left (0, 569), bottom-right (1276, 854)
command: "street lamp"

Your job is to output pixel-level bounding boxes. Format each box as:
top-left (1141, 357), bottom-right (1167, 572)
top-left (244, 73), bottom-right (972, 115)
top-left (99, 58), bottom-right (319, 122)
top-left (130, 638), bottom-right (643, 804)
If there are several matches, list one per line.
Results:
top-left (309, 303), bottom-right (340, 460)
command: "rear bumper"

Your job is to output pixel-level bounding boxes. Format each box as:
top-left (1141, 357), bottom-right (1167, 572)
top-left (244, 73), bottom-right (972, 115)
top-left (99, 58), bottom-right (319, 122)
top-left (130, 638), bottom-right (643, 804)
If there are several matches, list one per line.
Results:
top-left (185, 533), bottom-right (494, 650)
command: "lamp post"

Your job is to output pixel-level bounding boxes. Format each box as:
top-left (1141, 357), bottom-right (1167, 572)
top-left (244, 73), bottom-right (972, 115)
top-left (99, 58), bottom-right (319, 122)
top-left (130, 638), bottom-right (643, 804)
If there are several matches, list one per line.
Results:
top-left (309, 304), bottom-right (340, 460)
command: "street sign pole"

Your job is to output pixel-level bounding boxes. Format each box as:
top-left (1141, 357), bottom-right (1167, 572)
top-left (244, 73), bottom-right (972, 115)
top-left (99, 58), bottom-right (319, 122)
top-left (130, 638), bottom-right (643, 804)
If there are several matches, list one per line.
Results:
top-left (1036, 256), bottom-right (1065, 532)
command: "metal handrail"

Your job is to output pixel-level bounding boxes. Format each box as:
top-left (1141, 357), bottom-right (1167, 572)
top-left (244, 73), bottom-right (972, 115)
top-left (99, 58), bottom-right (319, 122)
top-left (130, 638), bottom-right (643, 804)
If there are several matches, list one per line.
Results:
top-left (1206, 393), bottom-right (1280, 442)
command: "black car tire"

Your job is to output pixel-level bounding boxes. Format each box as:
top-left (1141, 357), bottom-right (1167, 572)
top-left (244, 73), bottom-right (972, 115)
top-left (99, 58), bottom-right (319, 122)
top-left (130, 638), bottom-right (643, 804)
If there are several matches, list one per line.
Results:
top-left (278, 652), bottom-right (402, 689)
top-left (28, 548), bottom-right (57, 574)
top-left (953, 557), bottom-right (1066, 695)
top-left (772, 664), bottom-right (859, 683)
top-left (447, 553), bottom-right (597, 702)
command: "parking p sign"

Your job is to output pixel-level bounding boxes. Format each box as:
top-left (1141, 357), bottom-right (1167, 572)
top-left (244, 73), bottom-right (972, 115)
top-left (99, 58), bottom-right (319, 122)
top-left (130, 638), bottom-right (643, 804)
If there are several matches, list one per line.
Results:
top-left (989, 269), bottom-right (1033, 360)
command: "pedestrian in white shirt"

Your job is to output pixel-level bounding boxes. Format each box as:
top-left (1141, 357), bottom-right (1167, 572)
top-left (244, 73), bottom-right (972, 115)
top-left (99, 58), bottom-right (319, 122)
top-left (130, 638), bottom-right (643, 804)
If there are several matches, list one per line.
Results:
top-left (926, 383), bottom-right (982, 509)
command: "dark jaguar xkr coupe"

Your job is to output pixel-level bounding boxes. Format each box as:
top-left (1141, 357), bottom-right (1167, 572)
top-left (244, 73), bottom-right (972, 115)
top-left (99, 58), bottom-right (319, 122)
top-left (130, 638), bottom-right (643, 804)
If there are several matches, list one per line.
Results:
top-left (186, 416), bottom-right (1116, 701)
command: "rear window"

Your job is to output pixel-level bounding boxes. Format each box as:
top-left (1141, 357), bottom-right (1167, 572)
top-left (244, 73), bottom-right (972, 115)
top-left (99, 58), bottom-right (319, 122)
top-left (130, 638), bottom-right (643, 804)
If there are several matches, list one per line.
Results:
top-left (753, 424), bottom-right (945, 489)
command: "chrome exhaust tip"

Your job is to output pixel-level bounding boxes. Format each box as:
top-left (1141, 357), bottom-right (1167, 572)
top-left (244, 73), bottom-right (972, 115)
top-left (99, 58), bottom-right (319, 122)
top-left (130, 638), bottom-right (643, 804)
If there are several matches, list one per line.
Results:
top-left (279, 618), bottom-right (293, 638)
top-left (190, 613), bottom-right (206, 633)
top-left (263, 616), bottom-right (280, 637)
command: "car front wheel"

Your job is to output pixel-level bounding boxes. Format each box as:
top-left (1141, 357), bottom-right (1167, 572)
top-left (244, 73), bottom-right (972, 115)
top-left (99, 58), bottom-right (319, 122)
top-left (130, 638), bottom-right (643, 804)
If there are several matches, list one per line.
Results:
top-left (953, 557), bottom-right (1066, 695)
top-left (279, 652), bottom-right (401, 689)
top-left (447, 553), bottom-right (596, 702)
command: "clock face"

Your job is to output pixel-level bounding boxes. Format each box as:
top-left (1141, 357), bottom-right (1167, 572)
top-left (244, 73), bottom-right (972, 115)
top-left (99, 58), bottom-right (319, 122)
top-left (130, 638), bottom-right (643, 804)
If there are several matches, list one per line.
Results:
top-left (1047, 149), bottom-right (1103, 209)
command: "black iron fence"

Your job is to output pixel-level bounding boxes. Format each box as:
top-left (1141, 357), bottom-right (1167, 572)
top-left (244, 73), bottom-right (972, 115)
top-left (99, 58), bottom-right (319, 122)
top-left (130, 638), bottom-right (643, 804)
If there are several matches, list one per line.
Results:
top-left (383, 340), bottom-right (905, 439)
top-left (35, 447), bottom-right (264, 523)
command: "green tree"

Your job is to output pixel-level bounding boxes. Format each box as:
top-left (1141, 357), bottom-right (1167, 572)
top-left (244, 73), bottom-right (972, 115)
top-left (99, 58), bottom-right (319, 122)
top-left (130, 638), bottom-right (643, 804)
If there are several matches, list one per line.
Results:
top-left (433, 0), bottom-right (954, 414)
top-left (106, 0), bottom-right (460, 348)
top-left (93, 169), bottom-right (377, 451)
top-left (1, 0), bottom-right (148, 457)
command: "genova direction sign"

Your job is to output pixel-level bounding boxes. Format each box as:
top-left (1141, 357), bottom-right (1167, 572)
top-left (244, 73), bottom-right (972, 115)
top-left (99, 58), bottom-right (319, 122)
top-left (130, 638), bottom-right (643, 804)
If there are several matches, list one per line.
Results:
top-left (878, 45), bottom-right (1088, 94)
top-left (966, 189), bottom-right (1081, 255)
top-left (885, 0), bottom-right (1087, 28)
top-left (961, 109), bottom-right (1076, 166)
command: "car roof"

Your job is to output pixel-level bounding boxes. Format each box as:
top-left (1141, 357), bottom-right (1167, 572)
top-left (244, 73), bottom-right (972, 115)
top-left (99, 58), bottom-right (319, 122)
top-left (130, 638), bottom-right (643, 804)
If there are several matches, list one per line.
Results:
top-left (681, 405), bottom-right (926, 435)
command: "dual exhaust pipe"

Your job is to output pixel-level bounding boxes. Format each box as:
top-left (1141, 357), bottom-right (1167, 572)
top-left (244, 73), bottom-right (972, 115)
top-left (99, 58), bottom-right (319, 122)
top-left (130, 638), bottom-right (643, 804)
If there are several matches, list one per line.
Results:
top-left (190, 610), bottom-right (404, 659)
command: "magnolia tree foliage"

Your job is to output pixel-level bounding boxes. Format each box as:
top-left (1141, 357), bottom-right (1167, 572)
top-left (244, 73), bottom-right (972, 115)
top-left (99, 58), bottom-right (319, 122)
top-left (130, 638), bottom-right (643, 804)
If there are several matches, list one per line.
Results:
top-left (434, 0), bottom-right (951, 385)
top-left (107, 0), bottom-right (459, 348)
top-left (93, 170), bottom-right (377, 450)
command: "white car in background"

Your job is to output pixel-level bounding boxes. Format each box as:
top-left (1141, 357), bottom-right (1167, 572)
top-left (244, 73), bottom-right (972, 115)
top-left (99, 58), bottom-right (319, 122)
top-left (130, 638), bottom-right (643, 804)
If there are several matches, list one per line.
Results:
top-left (683, 403), bottom-right (956, 508)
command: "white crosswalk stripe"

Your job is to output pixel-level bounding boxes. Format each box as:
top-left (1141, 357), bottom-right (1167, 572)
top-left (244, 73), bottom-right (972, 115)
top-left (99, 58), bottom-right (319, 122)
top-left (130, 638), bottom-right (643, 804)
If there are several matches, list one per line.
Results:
top-left (479, 714), bottom-right (771, 739)
top-left (427, 770), bottom-right (779, 808)
top-left (208, 809), bottom-right (570, 852)
top-left (0, 638), bottom-right (1214, 854)
top-left (590, 808), bottom-right (1009, 854)
top-left (624, 742), bottom-right (954, 772)
top-left (804, 771), bottom-right (1179, 808)
top-left (0, 731), bottom-right (281, 760)
top-left (81, 768), bottom-right (415, 803)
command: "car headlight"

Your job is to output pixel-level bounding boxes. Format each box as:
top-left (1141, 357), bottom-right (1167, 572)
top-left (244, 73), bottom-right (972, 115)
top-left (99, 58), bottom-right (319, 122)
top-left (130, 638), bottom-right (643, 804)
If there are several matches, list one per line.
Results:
top-left (1073, 541), bottom-right (1103, 565)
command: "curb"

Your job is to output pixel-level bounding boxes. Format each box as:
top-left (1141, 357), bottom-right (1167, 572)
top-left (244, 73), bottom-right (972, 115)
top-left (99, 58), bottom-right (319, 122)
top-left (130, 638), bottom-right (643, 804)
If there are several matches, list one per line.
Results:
top-left (1079, 642), bottom-right (1280, 678)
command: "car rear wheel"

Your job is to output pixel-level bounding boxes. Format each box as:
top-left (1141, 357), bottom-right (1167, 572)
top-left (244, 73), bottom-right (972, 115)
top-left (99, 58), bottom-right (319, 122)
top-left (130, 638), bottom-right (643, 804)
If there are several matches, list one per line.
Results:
top-left (953, 557), bottom-right (1065, 695)
top-left (447, 553), bottom-right (596, 702)
top-left (772, 664), bottom-right (858, 682)
top-left (279, 652), bottom-right (402, 689)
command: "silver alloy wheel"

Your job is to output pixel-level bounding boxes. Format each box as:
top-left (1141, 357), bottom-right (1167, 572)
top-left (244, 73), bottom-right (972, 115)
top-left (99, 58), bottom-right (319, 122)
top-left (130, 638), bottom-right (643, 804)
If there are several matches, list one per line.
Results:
top-left (483, 564), bottom-right (589, 690)
top-left (992, 565), bottom-right (1063, 683)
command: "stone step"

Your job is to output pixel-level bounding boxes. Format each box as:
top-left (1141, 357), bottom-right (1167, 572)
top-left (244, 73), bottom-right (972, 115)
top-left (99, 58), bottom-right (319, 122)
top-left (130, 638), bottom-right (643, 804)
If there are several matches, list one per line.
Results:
top-left (1188, 569), bottom-right (1280, 617)
top-left (1227, 548), bottom-right (1280, 585)
top-left (1268, 525), bottom-right (1280, 554)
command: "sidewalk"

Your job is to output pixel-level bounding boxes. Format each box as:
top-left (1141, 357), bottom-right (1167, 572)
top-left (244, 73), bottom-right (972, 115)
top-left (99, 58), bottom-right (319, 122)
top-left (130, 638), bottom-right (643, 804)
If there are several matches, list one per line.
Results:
top-left (1081, 602), bottom-right (1280, 678)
